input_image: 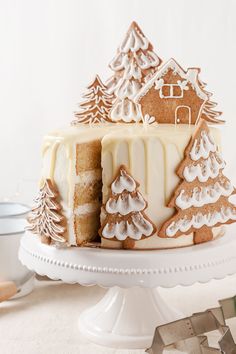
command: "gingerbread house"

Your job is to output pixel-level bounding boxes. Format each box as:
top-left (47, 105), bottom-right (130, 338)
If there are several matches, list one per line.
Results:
top-left (135, 58), bottom-right (222, 125)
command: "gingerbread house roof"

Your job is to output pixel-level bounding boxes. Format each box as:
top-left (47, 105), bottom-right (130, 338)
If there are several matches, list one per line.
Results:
top-left (135, 58), bottom-right (208, 103)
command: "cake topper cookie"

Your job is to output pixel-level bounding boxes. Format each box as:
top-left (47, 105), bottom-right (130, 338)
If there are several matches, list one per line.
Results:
top-left (107, 21), bottom-right (162, 123)
top-left (159, 120), bottom-right (236, 244)
top-left (72, 75), bottom-right (114, 125)
top-left (27, 179), bottom-right (67, 244)
top-left (100, 165), bottom-right (156, 249)
top-left (135, 58), bottom-right (224, 125)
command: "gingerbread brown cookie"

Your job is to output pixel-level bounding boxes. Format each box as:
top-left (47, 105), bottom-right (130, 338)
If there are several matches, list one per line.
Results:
top-left (99, 165), bottom-right (156, 249)
top-left (159, 120), bottom-right (236, 244)
top-left (27, 179), bottom-right (67, 244)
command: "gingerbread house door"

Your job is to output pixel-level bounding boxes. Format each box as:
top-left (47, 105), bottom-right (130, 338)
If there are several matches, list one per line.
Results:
top-left (175, 105), bottom-right (191, 125)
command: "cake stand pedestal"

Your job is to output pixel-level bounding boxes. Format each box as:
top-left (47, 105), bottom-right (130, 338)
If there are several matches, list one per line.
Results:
top-left (19, 228), bottom-right (236, 349)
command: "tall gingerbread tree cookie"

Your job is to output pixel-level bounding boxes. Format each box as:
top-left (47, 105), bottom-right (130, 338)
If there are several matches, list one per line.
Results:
top-left (159, 120), bottom-right (236, 244)
top-left (72, 75), bottom-right (114, 125)
top-left (100, 165), bottom-right (156, 249)
top-left (27, 179), bottom-right (67, 245)
top-left (107, 21), bottom-right (162, 123)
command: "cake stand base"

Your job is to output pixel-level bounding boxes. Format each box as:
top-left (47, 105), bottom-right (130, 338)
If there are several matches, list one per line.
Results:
top-left (79, 286), bottom-right (181, 349)
top-left (19, 227), bottom-right (236, 350)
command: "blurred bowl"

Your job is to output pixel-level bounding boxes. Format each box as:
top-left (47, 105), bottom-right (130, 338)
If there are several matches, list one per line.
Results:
top-left (0, 202), bottom-right (30, 218)
top-left (0, 218), bottom-right (34, 298)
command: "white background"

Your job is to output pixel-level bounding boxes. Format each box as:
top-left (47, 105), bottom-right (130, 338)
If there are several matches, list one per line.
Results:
top-left (0, 0), bottom-right (236, 202)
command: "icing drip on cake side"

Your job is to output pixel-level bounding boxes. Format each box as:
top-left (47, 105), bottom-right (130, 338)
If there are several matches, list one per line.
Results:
top-left (101, 125), bottom-right (221, 233)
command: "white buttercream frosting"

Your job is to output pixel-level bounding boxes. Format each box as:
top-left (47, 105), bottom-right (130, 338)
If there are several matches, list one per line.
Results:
top-left (75, 169), bottom-right (102, 185)
top-left (101, 124), bottom-right (221, 242)
top-left (74, 201), bottom-right (100, 216)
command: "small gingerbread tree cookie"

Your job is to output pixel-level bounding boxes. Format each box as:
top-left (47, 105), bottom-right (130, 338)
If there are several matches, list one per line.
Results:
top-left (100, 165), bottom-right (156, 249)
top-left (159, 120), bottom-right (236, 244)
top-left (72, 75), bottom-right (114, 125)
top-left (198, 77), bottom-right (223, 124)
top-left (27, 179), bottom-right (67, 244)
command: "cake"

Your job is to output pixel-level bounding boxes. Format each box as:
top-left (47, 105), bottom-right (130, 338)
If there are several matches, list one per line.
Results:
top-left (27, 21), bottom-right (236, 249)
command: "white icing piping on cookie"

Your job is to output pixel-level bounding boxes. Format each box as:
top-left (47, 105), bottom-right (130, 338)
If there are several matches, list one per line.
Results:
top-left (190, 131), bottom-right (216, 161)
top-left (27, 179), bottom-right (66, 243)
top-left (115, 76), bottom-right (141, 99)
top-left (135, 58), bottom-right (208, 103)
top-left (102, 212), bottom-right (154, 241)
top-left (111, 169), bottom-right (136, 194)
top-left (108, 23), bottom-right (161, 123)
top-left (176, 181), bottom-right (234, 210)
top-left (134, 50), bottom-right (160, 70)
top-left (110, 98), bottom-right (142, 123)
top-left (120, 28), bottom-right (149, 53)
top-left (166, 206), bottom-right (236, 238)
top-left (105, 192), bottom-right (146, 216)
top-left (183, 153), bottom-right (225, 183)
top-left (73, 75), bottom-right (114, 124)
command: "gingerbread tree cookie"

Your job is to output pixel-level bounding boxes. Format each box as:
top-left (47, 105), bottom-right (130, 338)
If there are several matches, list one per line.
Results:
top-left (100, 165), bottom-right (156, 249)
top-left (159, 120), bottom-right (236, 244)
top-left (198, 77), bottom-right (223, 124)
top-left (107, 21), bottom-right (162, 123)
top-left (72, 75), bottom-right (114, 125)
top-left (27, 179), bottom-right (67, 244)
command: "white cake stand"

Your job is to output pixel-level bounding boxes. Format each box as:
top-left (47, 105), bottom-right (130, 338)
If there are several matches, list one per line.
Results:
top-left (19, 227), bottom-right (236, 349)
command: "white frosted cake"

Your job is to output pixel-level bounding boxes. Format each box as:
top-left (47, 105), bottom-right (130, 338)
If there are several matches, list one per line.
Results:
top-left (27, 21), bottom-right (236, 249)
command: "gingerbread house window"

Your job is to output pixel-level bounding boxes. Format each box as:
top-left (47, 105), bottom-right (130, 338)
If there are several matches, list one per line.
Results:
top-left (160, 84), bottom-right (183, 99)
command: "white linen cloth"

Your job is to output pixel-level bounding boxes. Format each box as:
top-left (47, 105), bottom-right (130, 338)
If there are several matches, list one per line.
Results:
top-left (1, 277), bottom-right (236, 354)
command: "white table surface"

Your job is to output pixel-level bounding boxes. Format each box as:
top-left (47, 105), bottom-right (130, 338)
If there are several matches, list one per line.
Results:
top-left (1, 276), bottom-right (236, 354)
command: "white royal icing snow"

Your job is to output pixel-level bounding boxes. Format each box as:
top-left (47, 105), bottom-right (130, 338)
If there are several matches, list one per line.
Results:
top-left (120, 27), bottom-right (149, 53)
top-left (102, 212), bottom-right (154, 241)
top-left (110, 98), bottom-right (142, 123)
top-left (109, 24), bottom-right (161, 123)
top-left (175, 180), bottom-right (234, 210)
top-left (166, 206), bottom-right (236, 238)
top-left (135, 58), bottom-right (208, 103)
top-left (183, 152), bottom-right (225, 183)
top-left (115, 77), bottom-right (141, 99)
top-left (190, 131), bottom-right (217, 161)
top-left (111, 168), bottom-right (136, 194)
top-left (105, 192), bottom-right (146, 216)
top-left (134, 50), bottom-right (160, 70)
top-left (110, 26), bottom-right (160, 72)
